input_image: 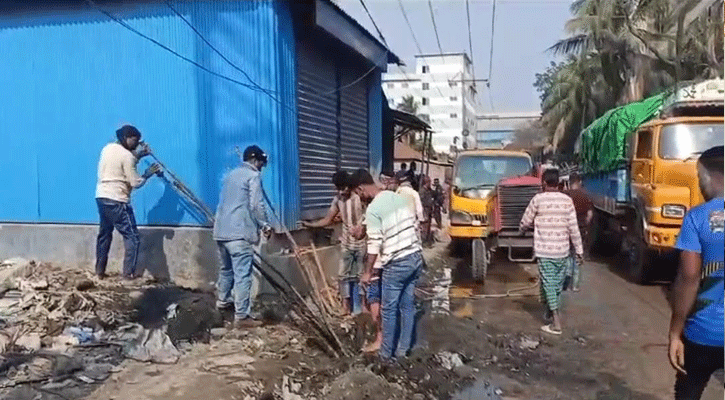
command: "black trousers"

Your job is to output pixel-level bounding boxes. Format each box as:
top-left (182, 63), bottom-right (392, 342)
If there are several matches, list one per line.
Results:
top-left (674, 338), bottom-right (724, 400)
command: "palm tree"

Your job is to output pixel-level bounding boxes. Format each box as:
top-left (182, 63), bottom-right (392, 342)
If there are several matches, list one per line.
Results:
top-left (396, 95), bottom-right (421, 146)
top-left (397, 95), bottom-right (419, 114)
top-left (542, 0), bottom-right (723, 152)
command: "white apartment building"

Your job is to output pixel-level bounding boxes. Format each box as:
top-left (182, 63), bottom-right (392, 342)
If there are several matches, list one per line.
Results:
top-left (383, 53), bottom-right (477, 154)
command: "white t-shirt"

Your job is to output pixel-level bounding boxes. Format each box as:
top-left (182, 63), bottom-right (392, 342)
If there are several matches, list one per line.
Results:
top-left (95, 143), bottom-right (146, 203)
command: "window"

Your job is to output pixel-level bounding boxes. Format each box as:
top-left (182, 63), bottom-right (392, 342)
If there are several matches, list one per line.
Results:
top-left (422, 66), bottom-right (429, 73)
top-left (450, 96), bottom-right (458, 101)
top-left (402, 83), bottom-right (409, 88)
top-left (386, 83), bottom-right (394, 89)
top-left (450, 113), bottom-right (458, 119)
top-left (422, 83), bottom-right (429, 90)
top-left (659, 123), bottom-right (724, 159)
top-left (635, 130), bottom-right (653, 159)
top-left (422, 98), bottom-right (428, 106)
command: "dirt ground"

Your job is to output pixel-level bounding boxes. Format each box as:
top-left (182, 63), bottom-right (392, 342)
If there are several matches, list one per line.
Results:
top-left (3, 237), bottom-right (723, 400)
top-left (438, 246), bottom-right (724, 400)
top-left (84, 242), bottom-right (723, 400)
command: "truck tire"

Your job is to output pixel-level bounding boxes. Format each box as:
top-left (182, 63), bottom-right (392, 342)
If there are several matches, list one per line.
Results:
top-left (590, 210), bottom-right (619, 257)
top-left (472, 238), bottom-right (488, 283)
top-left (624, 215), bottom-right (652, 284)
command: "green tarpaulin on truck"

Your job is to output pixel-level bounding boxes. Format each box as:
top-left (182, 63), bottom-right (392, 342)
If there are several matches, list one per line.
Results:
top-left (580, 93), bottom-right (666, 173)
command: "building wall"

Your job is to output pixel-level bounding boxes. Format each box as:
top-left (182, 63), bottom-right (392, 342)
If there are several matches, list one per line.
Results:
top-left (382, 53), bottom-right (477, 154)
top-left (0, 0), bottom-right (299, 228)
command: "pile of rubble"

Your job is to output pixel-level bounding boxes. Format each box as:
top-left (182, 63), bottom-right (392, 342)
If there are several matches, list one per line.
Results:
top-left (0, 258), bottom-right (222, 399)
top-left (0, 258), bottom-right (132, 354)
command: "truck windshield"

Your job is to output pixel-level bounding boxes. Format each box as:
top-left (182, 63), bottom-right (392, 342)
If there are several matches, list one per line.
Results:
top-left (659, 123), bottom-right (724, 160)
top-left (454, 155), bottom-right (532, 189)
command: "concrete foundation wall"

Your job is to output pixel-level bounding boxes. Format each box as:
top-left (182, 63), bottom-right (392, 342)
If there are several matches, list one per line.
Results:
top-left (0, 224), bottom-right (342, 296)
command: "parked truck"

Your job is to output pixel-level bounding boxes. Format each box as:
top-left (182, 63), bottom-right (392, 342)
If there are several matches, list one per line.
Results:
top-left (449, 149), bottom-right (540, 281)
top-left (579, 79), bottom-right (724, 282)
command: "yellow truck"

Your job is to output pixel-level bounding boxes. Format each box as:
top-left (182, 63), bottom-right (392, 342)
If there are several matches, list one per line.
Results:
top-left (449, 149), bottom-right (540, 281)
top-left (580, 79), bottom-right (724, 282)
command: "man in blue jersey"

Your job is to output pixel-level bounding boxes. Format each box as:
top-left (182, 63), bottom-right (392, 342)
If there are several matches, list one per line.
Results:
top-left (668, 146), bottom-right (724, 399)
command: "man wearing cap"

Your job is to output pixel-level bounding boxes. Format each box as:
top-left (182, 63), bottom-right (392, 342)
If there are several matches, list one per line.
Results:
top-left (213, 145), bottom-right (273, 329)
top-left (95, 125), bottom-right (161, 280)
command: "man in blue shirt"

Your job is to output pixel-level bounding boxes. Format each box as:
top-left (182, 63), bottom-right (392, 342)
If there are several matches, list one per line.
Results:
top-left (669, 146), bottom-right (724, 399)
top-left (213, 145), bottom-right (273, 329)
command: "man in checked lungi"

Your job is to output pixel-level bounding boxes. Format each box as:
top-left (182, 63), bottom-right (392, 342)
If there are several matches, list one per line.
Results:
top-left (519, 168), bottom-right (584, 335)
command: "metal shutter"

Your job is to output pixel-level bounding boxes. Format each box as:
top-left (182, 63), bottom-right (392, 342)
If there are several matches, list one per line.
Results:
top-left (339, 65), bottom-right (369, 173)
top-left (297, 42), bottom-right (338, 219)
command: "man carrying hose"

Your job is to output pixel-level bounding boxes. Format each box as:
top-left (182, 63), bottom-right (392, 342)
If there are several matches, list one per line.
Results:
top-left (213, 145), bottom-right (273, 329)
top-left (302, 170), bottom-right (366, 316)
top-left (95, 125), bottom-right (161, 280)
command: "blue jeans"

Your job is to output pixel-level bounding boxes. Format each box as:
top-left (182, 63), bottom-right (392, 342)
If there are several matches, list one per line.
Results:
top-left (380, 251), bottom-right (423, 359)
top-left (95, 198), bottom-right (140, 277)
top-left (216, 240), bottom-right (255, 320)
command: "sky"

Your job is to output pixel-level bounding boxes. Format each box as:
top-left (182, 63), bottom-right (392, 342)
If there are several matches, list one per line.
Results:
top-left (336, 0), bottom-right (574, 114)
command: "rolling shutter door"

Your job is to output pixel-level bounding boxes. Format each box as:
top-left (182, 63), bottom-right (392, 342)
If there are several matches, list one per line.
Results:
top-left (297, 42), bottom-right (338, 219)
top-left (339, 66), bottom-right (369, 172)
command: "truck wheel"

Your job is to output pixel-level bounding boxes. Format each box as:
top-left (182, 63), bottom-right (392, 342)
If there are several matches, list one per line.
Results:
top-left (472, 238), bottom-right (488, 283)
top-left (624, 217), bottom-right (652, 284)
top-left (591, 210), bottom-right (619, 257)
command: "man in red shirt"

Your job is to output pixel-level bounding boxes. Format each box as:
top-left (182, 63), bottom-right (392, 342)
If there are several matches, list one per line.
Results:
top-left (564, 172), bottom-right (593, 291)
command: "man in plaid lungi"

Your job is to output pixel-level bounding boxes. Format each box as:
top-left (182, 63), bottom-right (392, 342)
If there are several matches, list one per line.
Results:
top-left (520, 169), bottom-right (584, 335)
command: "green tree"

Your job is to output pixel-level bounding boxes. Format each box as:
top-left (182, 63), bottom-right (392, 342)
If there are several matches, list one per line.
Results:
top-left (540, 0), bottom-right (723, 153)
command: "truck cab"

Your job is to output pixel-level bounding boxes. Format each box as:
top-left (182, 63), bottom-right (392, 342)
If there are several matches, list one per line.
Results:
top-left (625, 115), bottom-right (723, 273)
top-left (449, 149), bottom-right (538, 281)
top-left (584, 79), bottom-right (724, 282)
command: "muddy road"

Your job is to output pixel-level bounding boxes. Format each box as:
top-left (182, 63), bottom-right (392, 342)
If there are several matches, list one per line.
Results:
top-left (438, 245), bottom-right (724, 400)
top-left (6, 242), bottom-right (722, 400)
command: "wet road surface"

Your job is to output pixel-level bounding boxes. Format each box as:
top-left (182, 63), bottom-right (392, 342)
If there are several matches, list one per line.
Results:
top-left (441, 247), bottom-right (723, 400)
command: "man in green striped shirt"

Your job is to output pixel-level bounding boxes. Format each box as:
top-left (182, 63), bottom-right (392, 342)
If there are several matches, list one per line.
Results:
top-left (351, 169), bottom-right (423, 359)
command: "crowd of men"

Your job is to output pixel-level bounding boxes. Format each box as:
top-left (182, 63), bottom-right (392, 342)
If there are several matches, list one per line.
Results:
top-left (94, 126), bottom-right (723, 389)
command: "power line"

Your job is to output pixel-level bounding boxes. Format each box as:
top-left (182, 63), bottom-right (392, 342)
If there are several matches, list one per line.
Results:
top-left (398, 0), bottom-right (446, 105)
top-left (359, 0), bottom-right (387, 47)
top-left (322, 51), bottom-right (389, 96)
top-left (84, 0), bottom-right (271, 97)
top-left (427, 0), bottom-right (444, 55)
top-left (359, 0), bottom-right (432, 128)
top-left (465, 0), bottom-right (475, 83)
top-left (487, 0), bottom-right (497, 112)
top-left (164, 0), bottom-right (276, 97)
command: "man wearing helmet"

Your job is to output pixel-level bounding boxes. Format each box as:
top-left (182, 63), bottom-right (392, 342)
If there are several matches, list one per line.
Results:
top-left (213, 145), bottom-right (273, 329)
top-left (95, 125), bottom-right (161, 280)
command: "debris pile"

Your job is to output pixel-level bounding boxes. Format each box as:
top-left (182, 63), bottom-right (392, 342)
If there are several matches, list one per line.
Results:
top-left (0, 258), bottom-right (131, 354)
top-left (0, 258), bottom-right (222, 399)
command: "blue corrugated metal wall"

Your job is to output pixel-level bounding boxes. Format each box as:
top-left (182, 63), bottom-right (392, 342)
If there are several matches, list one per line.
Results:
top-left (0, 0), bottom-right (298, 228)
top-left (368, 72), bottom-right (382, 176)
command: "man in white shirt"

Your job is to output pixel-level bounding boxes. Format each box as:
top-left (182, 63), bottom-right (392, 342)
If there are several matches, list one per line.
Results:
top-left (95, 125), bottom-right (160, 280)
top-left (395, 174), bottom-right (424, 230)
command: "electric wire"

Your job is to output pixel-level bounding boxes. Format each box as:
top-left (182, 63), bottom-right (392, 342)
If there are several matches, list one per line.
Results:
top-left (487, 0), bottom-right (497, 112)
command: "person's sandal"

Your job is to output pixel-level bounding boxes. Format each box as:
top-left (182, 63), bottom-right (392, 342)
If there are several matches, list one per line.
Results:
top-left (541, 324), bottom-right (562, 335)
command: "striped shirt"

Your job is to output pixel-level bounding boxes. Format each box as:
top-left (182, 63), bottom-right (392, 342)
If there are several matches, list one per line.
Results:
top-left (331, 193), bottom-right (365, 251)
top-left (366, 190), bottom-right (421, 266)
top-left (520, 191), bottom-right (584, 259)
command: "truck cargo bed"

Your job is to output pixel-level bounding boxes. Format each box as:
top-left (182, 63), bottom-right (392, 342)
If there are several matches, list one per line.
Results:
top-left (583, 167), bottom-right (631, 215)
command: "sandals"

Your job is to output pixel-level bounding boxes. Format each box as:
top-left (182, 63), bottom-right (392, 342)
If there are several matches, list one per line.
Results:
top-left (541, 324), bottom-right (562, 335)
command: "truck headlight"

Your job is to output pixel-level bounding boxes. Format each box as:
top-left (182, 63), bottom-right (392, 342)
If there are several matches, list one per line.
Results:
top-left (450, 210), bottom-right (473, 225)
top-left (662, 204), bottom-right (686, 219)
